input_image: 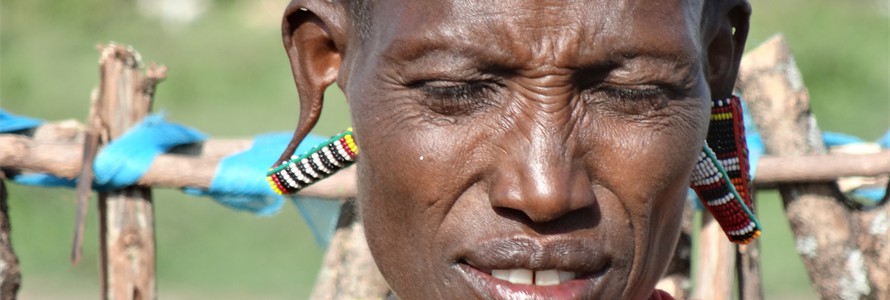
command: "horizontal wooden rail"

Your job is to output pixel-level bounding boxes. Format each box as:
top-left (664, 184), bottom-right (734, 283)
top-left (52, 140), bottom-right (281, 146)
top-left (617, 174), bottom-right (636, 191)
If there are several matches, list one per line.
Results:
top-left (0, 122), bottom-right (886, 199)
top-left (0, 122), bottom-right (355, 199)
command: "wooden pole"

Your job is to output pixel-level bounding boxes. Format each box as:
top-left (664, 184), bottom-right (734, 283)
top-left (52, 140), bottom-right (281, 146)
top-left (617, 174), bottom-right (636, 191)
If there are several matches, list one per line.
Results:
top-left (309, 200), bottom-right (389, 300)
top-left (89, 44), bottom-right (166, 300)
top-left (0, 179), bottom-right (21, 300)
top-left (736, 190), bottom-right (762, 300)
top-left (0, 130), bottom-right (883, 194)
top-left (656, 201), bottom-right (693, 299)
top-left (693, 213), bottom-right (736, 300)
top-left (738, 35), bottom-right (889, 299)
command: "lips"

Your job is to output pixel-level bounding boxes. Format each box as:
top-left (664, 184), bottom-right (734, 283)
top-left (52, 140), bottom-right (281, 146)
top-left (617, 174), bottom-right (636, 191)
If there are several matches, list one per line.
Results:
top-left (455, 236), bottom-right (611, 299)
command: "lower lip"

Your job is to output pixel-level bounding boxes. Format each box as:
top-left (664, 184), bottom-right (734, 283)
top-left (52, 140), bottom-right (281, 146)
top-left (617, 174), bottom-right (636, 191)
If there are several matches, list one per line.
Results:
top-left (458, 264), bottom-right (603, 299)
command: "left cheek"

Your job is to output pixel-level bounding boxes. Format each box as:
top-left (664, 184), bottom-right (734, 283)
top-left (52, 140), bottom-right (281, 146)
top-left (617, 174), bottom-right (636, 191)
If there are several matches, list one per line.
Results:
top-left (620, 119), bottom-right (702, 291)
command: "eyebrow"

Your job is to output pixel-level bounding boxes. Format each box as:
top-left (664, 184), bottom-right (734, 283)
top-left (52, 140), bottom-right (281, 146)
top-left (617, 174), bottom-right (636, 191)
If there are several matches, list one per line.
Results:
top-left (379, 33), bottom-right (520, 70)
top-left (378, 28), bottom-right (701, 81)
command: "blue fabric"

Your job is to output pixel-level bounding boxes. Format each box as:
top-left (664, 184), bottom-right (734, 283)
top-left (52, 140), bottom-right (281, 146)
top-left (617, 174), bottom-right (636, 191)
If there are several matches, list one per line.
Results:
top-left (291, 197), bottom-right (342, 247)
top-left (852, 187), bottom-right (886, 203)
top-left (0, 109), bottom-right (42, 132)
top-left (93, 114), bottom-right (206, 190)
top-left (2, 110), bottom-right (344, 246)
top-left (186, 132), bottom-right (342, 245)
top-left (185, 133), bottom-right (326, 215)
top-left (210, 133), bottom-right (325, 197)
top-left (741, 101), bottom-right (764, 178)
top-left (11, 173), bottom-right (77, 188)
top-left (823, 131), bottom-right (865, 147)
top-left (877, 129), bottom-right (890, 149)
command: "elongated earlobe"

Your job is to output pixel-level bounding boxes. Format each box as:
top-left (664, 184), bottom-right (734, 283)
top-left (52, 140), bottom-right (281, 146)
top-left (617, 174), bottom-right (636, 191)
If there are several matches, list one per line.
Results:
top-left (705, 1), bottom-right (751, 99)
top-left (275, 1), bottom-right (348, 168)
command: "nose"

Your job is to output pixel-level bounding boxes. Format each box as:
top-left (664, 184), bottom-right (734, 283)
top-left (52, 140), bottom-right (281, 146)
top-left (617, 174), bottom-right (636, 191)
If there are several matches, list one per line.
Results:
top-left (487, 128), bottom-right (596, 223)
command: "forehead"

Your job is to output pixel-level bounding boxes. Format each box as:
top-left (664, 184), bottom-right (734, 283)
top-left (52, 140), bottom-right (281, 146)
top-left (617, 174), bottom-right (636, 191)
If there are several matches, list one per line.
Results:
top-left (366, 0), bottom-right (704, 68)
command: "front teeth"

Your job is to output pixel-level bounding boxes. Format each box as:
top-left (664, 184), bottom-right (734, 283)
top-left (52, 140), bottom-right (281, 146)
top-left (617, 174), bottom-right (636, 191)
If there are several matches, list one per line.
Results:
top-left (491, 269), bottom-right (576, 286)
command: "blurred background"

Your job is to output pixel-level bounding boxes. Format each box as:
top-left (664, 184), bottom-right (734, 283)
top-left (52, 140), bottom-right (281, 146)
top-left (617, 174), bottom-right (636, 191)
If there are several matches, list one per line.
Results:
top-left (1, 0), bottom-right (887, 299)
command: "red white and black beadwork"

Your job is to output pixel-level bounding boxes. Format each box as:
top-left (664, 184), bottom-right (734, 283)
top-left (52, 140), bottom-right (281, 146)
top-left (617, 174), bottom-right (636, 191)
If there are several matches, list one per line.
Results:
top-left (707, 96), bottom-right (753, 208)
top-left (690, 96), bottom-right (761, 244)
top-left (267, 129), bottom-right (358, 195)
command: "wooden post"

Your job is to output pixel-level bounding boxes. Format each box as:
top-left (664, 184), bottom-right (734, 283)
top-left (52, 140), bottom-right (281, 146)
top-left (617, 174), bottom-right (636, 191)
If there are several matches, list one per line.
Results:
top-left (736, 241), bottom-right (763, 300)
top-left (738, 35), bottom-right (889, 299)
top-left (87, 44), bottom-right (166, 300)
top-left (0, 179), bottom-right (21, 300)
top-left (693, 213), bottom-right (736, 300)
top-left (656, 200), bottom-right (693, 299)
top-left (309, 200), bottom-right (389, 300)
top-left (735, 189), bottom-right (762, 300)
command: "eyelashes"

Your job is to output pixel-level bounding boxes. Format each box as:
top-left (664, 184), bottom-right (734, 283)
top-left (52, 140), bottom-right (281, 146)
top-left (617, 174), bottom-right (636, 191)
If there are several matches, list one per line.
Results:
top-left (422, 81), bottom-right (490, 102)
top-left (408, 79), bottom-right (682, 116)
top-left (594, 84), bottom-right (679, 102)
top-left (413, 80), bottom-right (497, 115)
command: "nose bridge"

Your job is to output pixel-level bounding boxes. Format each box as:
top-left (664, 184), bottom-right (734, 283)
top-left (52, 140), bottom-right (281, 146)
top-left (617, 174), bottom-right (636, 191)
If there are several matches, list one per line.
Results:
top-left (488, 88), bottom-right (594, 223)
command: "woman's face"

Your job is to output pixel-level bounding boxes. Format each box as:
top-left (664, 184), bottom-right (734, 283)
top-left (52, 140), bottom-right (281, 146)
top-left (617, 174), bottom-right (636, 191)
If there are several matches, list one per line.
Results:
top-left (346, 0), bottom-right (711, 299)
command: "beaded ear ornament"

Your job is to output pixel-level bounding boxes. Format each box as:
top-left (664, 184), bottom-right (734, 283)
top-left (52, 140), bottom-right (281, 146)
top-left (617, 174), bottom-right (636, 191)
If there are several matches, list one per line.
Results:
top-left (691, 96), bottom-right (761, 244)
top-left (266, 128), bottom-right (358, 195)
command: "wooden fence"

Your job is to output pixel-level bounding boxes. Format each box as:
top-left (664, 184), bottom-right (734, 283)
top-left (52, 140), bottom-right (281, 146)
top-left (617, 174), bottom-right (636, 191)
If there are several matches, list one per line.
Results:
top-left (0, 36), bottom-right (888, 300)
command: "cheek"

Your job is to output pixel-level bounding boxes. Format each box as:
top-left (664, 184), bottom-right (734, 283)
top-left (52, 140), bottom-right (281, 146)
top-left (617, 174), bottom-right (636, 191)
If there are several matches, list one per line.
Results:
top-left (351, 95), bottom-right (487, 294)
top-left (585, 101), bottom-right (706, 294)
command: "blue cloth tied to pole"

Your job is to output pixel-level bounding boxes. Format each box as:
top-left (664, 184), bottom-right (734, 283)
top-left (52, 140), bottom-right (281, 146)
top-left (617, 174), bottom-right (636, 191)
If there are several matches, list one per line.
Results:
top-left (183, 132), bottom-right (340, 246)
top-left (2, 108), bottom-right (884, 246)
top-left (1, 109), bottom-right (341, 246)
top-left (92, 114), bottom-right (207, 190)
top-left (0, 109), bottom-right (42, 132)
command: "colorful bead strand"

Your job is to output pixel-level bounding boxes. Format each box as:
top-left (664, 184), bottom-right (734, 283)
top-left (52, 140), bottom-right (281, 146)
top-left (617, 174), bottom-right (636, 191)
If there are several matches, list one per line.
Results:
top-left (691, 96), bottom-right (761, 244)
top-left (267, 129), bottom-right (358, 195)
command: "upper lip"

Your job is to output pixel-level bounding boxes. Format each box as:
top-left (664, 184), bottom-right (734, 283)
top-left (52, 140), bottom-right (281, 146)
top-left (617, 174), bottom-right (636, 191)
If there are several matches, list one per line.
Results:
top-left (457, 235), bottom-right (610, 274)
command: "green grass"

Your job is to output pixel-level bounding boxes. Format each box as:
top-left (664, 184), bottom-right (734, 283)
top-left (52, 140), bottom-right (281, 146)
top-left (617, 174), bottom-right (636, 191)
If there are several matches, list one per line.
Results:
top-left (1, 0), bottom-right (886, 298)
top-left (746, 0), bottom-right (889, 139)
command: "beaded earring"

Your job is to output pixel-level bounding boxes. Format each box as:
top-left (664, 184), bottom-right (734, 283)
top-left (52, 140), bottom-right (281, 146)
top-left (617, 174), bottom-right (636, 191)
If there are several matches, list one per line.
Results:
top-left (690, 96), bottom-right (761, 244)
top-left (267, 128), bottom-right (358, 195)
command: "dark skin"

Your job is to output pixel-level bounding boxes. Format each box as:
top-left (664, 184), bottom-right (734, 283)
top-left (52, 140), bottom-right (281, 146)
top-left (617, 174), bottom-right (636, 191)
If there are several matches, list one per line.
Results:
top-left (279, 0), bottom-right (750, 299)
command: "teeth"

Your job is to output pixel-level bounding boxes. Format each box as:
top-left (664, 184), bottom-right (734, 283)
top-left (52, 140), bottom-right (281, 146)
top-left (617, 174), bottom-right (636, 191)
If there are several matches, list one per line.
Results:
top-left (558, 270), bottom-right (576, 282)
top-left (509, 269), bottom-right (534, 285)
top-left (492, 269), bottom-right (511, 281)
top-left (490, 269), bottom-right (577, 286)
top-left (534, 270), bottom-right (560, 286)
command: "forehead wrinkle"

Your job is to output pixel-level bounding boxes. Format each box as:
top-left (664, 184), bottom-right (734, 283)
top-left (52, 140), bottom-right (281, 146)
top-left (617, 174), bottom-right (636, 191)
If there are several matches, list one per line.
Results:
top-left (373, 0), bottom-right (704, 76)
top-left (376, 2), bottom-right (520, 68)
top-left (491, 1), bottom-right (604, 69)
top-left (606, 0), bottom-right (703, 61)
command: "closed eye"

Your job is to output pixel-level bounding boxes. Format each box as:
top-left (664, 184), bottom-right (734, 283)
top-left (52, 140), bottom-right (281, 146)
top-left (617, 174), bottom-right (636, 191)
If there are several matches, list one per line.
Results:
top-left (596, 84), bottom-right (677, 101)
top-left (410, 80), bottom-right (497, 115)
top-left (580, 83), bottom-right (685, 115)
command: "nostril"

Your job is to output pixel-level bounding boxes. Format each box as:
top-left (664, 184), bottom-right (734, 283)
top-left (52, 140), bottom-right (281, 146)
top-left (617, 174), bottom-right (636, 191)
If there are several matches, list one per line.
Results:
top-left (489, 165), bottom-right (595, 221)
top-left (492, 206), bottom-right (536, 224)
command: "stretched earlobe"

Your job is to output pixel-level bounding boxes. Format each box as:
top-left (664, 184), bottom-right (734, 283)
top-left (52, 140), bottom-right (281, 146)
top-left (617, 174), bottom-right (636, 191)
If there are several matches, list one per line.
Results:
top-left (705, 1), bottom-right (751, 99)
top-left (275, 1), bottom-right (348, 168)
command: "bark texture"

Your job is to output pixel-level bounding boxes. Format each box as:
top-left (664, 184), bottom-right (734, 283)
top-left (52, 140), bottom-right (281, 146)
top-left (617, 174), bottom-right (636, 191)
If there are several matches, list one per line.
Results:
top-left (309, 200), bottom-right (389, 299)
top-left (738, 35), bottom-right (889, 300)
top-left (0, 180), bottom-right (21, 300)
top-left (89, 44), bottom-right (162, 300)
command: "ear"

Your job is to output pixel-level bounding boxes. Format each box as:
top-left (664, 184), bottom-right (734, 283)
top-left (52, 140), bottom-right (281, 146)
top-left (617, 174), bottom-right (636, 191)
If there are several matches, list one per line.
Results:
top-left (703, 0), bottom-right (751, 99)
top-left (275, 0), bottom-right (349, 167)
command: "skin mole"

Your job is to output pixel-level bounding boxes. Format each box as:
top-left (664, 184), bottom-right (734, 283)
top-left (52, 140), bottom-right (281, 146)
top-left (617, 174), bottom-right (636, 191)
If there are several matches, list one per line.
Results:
top-left (278, 0), bottom-right (751, 299)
